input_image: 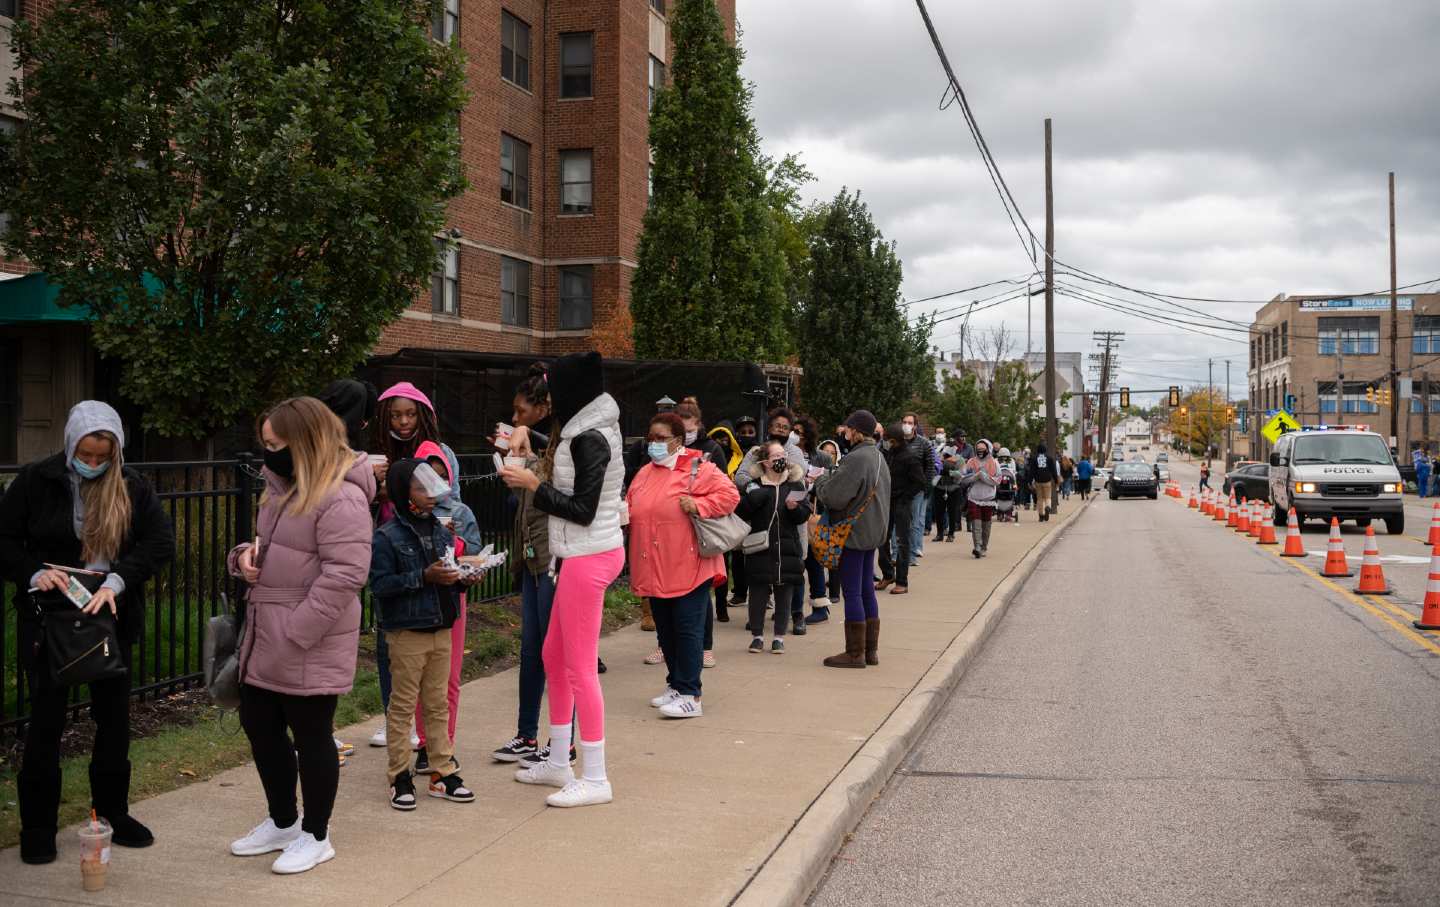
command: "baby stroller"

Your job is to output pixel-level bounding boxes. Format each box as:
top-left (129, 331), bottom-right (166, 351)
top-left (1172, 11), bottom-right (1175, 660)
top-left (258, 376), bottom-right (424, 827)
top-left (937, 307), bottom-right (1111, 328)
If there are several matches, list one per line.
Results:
top-left (994, 449), bottom-right (1018, 522)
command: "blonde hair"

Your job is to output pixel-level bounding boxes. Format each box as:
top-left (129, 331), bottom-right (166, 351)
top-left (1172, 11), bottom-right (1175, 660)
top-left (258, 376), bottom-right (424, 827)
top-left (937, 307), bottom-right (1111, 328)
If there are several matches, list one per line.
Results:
top-left (78, 431), bottom-right (132, 564)
top-left (259, 397), bottom-right (354, 516)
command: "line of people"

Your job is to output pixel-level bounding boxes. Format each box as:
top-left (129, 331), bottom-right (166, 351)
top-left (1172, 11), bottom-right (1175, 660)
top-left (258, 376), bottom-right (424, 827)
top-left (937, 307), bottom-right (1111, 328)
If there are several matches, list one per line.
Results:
top-left (2, 349), bottom-right (1077, 875)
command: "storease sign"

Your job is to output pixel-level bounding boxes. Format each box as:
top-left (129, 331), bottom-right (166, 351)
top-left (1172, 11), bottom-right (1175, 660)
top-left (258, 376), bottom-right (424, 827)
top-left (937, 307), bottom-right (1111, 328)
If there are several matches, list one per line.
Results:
top-left (1298, 296), bottom-right (1414, 311)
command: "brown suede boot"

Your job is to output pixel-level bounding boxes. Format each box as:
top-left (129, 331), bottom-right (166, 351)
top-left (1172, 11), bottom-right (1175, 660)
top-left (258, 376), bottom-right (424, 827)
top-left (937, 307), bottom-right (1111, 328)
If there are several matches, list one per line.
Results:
top-left (865, 618), bottom-right (880, 666)
top-left (640, 598), bottom-right (655, 632)
top-left (823, 621), bottom-right (867, 668)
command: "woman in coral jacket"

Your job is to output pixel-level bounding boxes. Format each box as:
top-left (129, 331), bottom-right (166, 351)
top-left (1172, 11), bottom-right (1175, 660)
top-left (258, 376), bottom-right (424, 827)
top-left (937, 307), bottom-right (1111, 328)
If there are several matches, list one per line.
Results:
top-left (625, 412), bottom-right (740, 720)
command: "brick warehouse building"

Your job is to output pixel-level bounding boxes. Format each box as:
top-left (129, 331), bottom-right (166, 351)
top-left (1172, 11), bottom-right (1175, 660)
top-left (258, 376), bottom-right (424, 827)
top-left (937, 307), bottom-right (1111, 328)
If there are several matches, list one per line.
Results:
top-left (1, 1), bottom-right (749, 459)
top-left (1247, 291), bottom-right (1440, 458)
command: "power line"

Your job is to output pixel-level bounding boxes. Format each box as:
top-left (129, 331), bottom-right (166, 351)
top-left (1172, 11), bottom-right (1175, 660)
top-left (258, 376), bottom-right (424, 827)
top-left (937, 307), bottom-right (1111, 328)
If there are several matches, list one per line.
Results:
top-left (901, 275), bottom-right (1034, 307)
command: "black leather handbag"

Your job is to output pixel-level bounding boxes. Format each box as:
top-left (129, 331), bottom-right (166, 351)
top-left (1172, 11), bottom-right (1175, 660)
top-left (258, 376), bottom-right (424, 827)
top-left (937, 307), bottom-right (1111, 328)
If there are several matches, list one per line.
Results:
top-left (33, 573), bottom-right (128, 687)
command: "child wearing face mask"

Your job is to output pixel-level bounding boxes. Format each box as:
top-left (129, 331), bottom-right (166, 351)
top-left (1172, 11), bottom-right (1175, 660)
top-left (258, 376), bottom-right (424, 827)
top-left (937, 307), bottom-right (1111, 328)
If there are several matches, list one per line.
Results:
top-left (735, 442), bottom-right (812, 654)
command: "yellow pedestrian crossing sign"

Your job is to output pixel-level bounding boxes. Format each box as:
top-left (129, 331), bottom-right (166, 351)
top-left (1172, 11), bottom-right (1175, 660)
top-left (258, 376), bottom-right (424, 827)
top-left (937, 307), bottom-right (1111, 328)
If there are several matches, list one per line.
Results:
top-left (1261, 410), bottom-right (1300, 444)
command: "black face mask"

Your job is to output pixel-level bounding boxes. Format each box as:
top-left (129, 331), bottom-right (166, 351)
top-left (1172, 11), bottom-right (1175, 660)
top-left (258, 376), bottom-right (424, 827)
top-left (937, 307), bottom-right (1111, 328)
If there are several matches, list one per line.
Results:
top-left (263, 446), bottom-right (295, 481)
top-left (737, 432), bottom-right (758, 450)
top-left (770, 430), bottom-right (790, 443)
top-left (769, 458), bottom-right (787, 474)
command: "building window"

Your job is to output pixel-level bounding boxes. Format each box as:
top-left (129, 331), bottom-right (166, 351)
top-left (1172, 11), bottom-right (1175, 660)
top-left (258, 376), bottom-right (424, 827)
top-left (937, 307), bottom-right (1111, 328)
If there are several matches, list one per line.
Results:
top-left (500, 10), bottom-right (530, 89)
top-left (559, 150), bottom-right (592, 215)
top-left (431, 240), bottom-right (459, 315)
top-left (648, 55), bottom-right (666, 111)
top-left (1317, 316), bottom-right (1379, 356)
top-left (650, 0), bottom-right (666, 13)
top-left (1263, 331), bottom-right (1272, 364)
top-left (0, 0), bottom-right (15, 20)
top-left (560, 32), bottom-right (593, 98)
top-left (1318, 381), bottom-right (1378, 414)
top-left (1415, 316), bottom-right (1440, 354)
top-left (500, 133), bottom-right (530, 210)
top-left (1280, 321), bottom-right (1288, 357)
top-left (0, 114), bottom-right (16, 242)
top-left (1410, 383), bottom-right (1440, 413)
top-left (432, 0), bottom-right (459, 42)
top-left (647, 163), bottom-right (654, 206)
top-left (500, 256), bottom-right (530, 327)
top-left (559, 266), bottom-right (593, 329)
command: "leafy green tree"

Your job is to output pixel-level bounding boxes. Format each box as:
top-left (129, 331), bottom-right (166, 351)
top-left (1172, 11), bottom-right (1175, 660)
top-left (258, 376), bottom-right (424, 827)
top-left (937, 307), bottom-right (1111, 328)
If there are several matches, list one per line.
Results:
top-left (926, 362), bottom-right (1074, 451)
top-left (0, 0), bottom-right (467, 438)
top-left (796, 190), bottom-right (932, 428)
top-left (631, 0), bottom-right (788, 362)
top-left (762, 153), bottom-right (816, 357)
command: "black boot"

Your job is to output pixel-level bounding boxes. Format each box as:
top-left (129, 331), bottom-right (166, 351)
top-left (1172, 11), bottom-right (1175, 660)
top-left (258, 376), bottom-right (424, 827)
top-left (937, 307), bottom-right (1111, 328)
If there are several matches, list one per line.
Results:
top-left (20, 828), bottom-right (58, 865)
top-left (91, 762), bottom-right (154, 848)
top-left (791, 614), bottom-right (807, 636)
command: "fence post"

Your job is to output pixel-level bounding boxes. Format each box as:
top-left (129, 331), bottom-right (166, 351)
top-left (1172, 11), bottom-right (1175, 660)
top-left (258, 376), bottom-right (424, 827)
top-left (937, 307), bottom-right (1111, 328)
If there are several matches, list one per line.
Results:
top-left (236, 452), bottom-right (255, 544)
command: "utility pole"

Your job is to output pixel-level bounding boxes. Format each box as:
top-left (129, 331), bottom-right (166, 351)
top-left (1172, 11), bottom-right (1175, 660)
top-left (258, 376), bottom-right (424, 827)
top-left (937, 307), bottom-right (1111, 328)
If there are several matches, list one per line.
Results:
top-left (1225, 360), bottom-right (1233, 468)
top-left (1389, 171), bottom-right (1399, 446)
top-left (1208, 358), bottom-right (1214, 461)
top-left (1043, 117), bottom-right (1058, 511)
top-left (1092, 330), bottom-right (1124, 463)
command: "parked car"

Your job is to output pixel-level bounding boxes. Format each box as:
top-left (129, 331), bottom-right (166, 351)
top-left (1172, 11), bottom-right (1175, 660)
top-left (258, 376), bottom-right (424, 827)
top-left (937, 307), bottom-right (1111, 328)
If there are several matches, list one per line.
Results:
top-left (1109, 462), bottom-right (1159, 500)
top-left (1223, 461), bottom-right (1269, 502)
top-left (1156, 452), bottom-right (1169, 463)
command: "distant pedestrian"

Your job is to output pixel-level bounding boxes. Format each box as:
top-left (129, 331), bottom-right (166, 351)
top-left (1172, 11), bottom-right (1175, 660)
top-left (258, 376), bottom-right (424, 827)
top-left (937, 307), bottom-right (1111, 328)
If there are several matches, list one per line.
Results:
top-left (1076, 454), bottom-right (1094, 500)
top-left (736, 441), bottom-right (812, 654)
top-left (1199, 461), bottom-right (1211, 490)
top-left (1028, 443), bottom-right (1060, 521)
top-left (900, 413), bottom-right (934, 563)
top-left (1060, 454), bottom-right (1075, 500)
top-left (933, 434), bottom-right (963, 542)
top-left (877, 422), bottom-right (925, 595)
top-left (961, 438), bottom-right (1000, 557)
top-left (1413, 444), bottom-right (1430, 499)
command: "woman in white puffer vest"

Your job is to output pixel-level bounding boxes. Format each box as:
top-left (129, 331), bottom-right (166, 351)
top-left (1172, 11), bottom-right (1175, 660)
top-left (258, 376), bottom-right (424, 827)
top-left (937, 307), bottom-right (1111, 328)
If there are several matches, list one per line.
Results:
top-left (500, 352), bottom-right (625, 809)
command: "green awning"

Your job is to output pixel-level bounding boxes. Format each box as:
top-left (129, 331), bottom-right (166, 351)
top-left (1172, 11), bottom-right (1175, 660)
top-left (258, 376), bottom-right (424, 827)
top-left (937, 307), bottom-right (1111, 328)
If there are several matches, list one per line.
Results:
top-left (0, 272), bottom-right (92, 325)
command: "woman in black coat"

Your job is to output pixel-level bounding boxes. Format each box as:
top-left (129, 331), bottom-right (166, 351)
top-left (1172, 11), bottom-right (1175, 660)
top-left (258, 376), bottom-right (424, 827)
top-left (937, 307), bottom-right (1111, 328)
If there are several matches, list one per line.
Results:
top-left (0, 401), bottom-right (174, 865)
top-left (734, 441), bottom-right (811, 653)
top-left (876, 422), bottom-right (925, 595)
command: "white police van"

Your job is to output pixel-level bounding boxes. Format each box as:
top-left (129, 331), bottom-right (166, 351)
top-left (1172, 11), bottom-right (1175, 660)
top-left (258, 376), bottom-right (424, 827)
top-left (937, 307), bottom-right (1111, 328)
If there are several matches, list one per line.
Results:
top-left (1267, 426), bottom-right (1404, 535)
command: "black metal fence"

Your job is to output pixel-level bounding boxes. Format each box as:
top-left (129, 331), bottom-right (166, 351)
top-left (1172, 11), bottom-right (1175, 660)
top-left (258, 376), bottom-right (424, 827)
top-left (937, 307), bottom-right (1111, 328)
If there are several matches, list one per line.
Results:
top-left (1, 453), bottom-right (517, 736)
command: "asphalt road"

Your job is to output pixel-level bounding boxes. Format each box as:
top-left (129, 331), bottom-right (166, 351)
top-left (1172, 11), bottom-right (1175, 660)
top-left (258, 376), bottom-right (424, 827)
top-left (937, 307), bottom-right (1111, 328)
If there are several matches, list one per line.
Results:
top-left (810, 468), bottom-right (1440, 906)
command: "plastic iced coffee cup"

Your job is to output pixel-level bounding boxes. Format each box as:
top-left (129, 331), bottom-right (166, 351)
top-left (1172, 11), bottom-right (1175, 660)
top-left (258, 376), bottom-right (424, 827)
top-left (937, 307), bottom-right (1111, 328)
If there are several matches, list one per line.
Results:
top-left (503, 456), bottom-right (526, 469)
top-left (79, 814), bottom-right (112, 892)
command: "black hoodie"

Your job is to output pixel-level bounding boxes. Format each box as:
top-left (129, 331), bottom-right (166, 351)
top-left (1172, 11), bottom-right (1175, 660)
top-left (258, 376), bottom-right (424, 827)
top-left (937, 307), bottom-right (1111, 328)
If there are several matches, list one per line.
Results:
top-left (318, 379), bottom-right (377, 451)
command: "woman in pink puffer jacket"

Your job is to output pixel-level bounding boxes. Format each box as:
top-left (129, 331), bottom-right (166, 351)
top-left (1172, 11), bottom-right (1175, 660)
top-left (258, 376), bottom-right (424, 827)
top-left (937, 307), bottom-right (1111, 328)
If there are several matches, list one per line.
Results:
top-left (225, 397), bottom-right (375, 875)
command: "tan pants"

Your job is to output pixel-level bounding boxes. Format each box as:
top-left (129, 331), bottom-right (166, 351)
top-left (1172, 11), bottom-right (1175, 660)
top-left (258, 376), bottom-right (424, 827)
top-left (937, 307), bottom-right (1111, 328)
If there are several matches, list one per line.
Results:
top-left (1033, 481), bottom-right (1054, 514)
top-left (386, 629), bottom-right (456, 781)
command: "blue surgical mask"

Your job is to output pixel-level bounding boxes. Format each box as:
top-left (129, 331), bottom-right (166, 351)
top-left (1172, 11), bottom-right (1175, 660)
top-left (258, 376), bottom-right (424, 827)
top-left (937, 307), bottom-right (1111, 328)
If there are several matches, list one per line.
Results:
top-left (72, 457), bottom-right (111, 480)
top-left (647, 441), bottom-right (673, 463)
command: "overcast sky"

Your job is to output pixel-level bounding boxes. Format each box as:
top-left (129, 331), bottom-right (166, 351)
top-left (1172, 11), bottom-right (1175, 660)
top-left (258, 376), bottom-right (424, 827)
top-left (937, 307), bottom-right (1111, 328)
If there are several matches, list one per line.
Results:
top-left (736, 0), bottom-right (1440, 402)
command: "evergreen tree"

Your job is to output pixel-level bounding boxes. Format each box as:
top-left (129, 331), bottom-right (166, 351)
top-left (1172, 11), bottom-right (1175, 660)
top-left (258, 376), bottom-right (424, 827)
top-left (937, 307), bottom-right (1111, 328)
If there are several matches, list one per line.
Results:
top-left (630, 0), bottom-right (788, 362)
top-left (0, 0), bottom-right (466, 438)
top-left (796, 190), bottom-right (933, 428)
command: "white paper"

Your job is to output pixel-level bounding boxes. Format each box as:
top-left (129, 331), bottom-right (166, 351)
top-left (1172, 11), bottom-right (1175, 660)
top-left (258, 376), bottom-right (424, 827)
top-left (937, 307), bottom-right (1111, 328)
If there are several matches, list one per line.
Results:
top-left (786, 490), bottom-right (808, 504)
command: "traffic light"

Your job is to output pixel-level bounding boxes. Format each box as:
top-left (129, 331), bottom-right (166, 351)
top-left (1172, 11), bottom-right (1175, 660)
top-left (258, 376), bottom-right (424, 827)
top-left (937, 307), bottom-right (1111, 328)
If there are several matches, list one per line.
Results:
top-left (1178, 405), bottom-right (1188, 416)
top-left (1381, 387), bottom-right (1392, 407)
top-left (1226, 406), bottom-right (1235, 422)
top-left (1168, 386), bottom-right (1181, 407)
top-left (1119, 387), bottom-right (1130, 408)
top-left (1366, 385), bottom-right (1376, 404)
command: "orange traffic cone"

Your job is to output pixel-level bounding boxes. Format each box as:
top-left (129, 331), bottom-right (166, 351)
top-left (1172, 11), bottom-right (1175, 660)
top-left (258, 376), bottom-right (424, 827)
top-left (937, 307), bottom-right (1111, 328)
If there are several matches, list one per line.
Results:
top-left (1188, 486), bottom-right (1198, 508)
top-left (1321, 517), bottom-right (1353, 577)
top-left (1280, 507), bottom-right (1306, 556)
top-left (1226, 493), bottom-right (1240, 527)
top-left (1256, 506), bottom-right (1278, 545)
top-left (1416, 546), bottom-right (1440, 630)
top-left (1235, 498), bottom-right (1250, 533)
top-left (1427, 502), bottom-right (1440, 546)
top-left (1353, 526), bottom-right (1392, 594)
top-left (1248, 501), bottom-right (1263, 539)
top-left (1214, 493), bottom-right (1227, 523)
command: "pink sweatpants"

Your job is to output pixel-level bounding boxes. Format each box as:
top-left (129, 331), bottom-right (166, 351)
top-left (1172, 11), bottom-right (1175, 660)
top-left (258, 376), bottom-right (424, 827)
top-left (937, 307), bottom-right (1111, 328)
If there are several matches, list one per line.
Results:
top-left (544, 547), bottom-right (625, 741)
top-left (414, 601), bottom-right (465, 747)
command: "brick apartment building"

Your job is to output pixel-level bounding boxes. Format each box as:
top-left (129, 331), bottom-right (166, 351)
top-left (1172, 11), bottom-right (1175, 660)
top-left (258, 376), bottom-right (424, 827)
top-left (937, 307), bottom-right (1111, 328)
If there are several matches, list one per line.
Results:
top-left (1247, 291), bottom-right (1440, 457)
top-left (1, 1), bottom-right (742, 460)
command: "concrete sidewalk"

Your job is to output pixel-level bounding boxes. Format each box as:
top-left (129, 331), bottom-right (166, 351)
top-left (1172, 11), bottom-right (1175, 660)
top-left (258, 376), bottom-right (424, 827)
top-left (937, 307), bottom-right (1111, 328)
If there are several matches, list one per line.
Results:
top-left (1, 505), bottom-right (1072, 906)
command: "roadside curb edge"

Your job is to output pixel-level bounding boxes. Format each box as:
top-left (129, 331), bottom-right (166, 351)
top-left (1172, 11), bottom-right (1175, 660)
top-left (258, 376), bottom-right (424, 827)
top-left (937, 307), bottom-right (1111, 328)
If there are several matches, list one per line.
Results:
top-left (731, 495), bottom-right (1094, 907)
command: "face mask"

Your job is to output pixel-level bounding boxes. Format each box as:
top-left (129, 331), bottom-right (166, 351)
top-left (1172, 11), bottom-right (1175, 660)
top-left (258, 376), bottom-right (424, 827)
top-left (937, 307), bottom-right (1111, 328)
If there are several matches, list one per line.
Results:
top-left (684, 429), bottom-right (698, 445)
top-left (770, 431), bottom-right (790, 443)
top-left (977, 449), bottom-right (989, 459)
top-left (72, 457), bottom-right (110, 480)
top-left (902, 424), bottom-right (914, 437)
top-left (648, 441), bottom-right (673, 463)
top-left (769, 458), bottom-right (787, 474)
top-left (263, 446), bottom-right (295, 480)
top-left (934, 434), bottom-right (945, 443)
top-left (389, 428), bottom-right (416, 442)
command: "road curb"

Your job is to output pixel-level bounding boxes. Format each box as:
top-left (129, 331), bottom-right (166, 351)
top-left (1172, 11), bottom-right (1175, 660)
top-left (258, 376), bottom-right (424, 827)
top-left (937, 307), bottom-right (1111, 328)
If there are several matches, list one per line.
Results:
top-left (731, 495), bottom-right (1095, 907)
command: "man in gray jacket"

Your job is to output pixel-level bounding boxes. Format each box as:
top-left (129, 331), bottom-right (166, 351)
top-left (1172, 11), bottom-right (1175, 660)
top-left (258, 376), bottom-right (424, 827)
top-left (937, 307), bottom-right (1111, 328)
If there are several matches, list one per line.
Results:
top-left (814, 410), bottom-right (891, 669)
top-left (901, 413), bottom-right (934, 562)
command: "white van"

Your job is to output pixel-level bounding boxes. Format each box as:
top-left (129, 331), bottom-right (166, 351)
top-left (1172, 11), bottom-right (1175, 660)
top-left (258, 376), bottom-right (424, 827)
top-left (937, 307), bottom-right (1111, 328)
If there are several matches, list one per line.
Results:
top-left (1267, 427), bottom-right (1404, 534)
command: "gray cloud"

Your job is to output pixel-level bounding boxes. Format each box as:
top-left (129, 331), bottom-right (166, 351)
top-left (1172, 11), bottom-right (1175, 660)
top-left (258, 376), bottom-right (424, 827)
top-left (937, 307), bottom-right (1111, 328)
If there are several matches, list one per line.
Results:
top-left (737, 0), bottom-right (1440, 397)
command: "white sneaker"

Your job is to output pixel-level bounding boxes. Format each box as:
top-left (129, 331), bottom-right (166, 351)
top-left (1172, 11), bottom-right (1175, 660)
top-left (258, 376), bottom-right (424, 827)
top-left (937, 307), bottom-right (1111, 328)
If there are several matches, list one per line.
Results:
top-left (650, 687), bottom-right (680, 708)
top-left (270, 832), bottom-right (335, 874)
top-left (514, 759), bottom-right (574, 788)
top-left (368, 726), bottom-right (386, 747)
top-left (231, 816), bottom-right (304, 856)
top-left (546, 778), bottom-right (613, 808)
top-left (659, 694), bottom-right (702, 719)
